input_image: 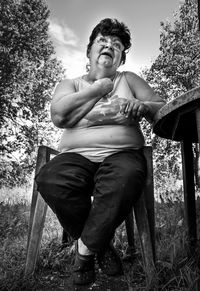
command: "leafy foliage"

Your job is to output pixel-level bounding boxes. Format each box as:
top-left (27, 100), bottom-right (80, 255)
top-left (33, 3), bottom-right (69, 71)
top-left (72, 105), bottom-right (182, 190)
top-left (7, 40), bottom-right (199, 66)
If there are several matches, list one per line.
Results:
top-left (142, 0), bottom-right (200, 196)
top-left (0, 0), bottom-right (65, 187)
top-left (146, 0), bottom-right (200, 92)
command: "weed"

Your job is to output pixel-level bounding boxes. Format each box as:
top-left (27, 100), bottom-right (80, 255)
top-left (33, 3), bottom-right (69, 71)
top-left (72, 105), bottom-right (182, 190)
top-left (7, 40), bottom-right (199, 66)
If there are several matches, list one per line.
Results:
top-left (0, 185), bottom-right (200, 290)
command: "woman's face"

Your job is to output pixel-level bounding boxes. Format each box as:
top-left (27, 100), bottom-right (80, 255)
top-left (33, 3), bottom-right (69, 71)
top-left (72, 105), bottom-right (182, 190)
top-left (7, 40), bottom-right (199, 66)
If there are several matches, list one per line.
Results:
top-left (88, 34), bottom-right (124, 71)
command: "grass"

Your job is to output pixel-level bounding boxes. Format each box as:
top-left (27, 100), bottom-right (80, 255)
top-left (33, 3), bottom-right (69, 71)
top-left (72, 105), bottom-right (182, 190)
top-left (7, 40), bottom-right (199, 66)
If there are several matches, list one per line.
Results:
top-left (0, 185), bottom-right (200, 290)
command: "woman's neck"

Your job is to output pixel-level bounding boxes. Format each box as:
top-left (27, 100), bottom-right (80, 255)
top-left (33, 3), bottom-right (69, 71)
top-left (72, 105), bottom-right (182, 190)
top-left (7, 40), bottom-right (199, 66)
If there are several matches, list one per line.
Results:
top-left (86, 69), bottom-right (117, 84)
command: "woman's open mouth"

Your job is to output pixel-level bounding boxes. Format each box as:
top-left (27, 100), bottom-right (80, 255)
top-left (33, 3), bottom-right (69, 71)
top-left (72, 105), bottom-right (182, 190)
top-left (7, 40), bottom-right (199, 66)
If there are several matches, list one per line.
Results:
top-left (100, 52), bottom-right (113, 59)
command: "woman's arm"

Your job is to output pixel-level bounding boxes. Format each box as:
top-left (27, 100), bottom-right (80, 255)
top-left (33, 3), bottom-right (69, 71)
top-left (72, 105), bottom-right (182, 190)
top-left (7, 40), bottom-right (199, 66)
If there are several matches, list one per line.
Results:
top-left (122, 71), bottom-right (166, 122)
top-left (51, 78), bottom-right (113, 128)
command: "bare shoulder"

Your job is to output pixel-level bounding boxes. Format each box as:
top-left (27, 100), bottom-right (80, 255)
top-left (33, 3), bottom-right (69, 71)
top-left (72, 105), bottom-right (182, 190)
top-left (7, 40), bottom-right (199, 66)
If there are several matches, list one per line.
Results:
top-left (123, 71), bottom-right (160, 102)
top-left (124, 71), bottom-right (151, 89)
top-left (52, 78), bottom-right (76, 102)
top-left (54, 78), bottom-right (75, 95)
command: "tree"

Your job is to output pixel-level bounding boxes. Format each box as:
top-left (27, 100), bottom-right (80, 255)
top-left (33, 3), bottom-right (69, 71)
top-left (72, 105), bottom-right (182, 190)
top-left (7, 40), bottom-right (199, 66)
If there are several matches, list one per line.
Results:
top-left (0, 0), bottom-right (65, 187)
top-left (142, 0), bottom-right (200, 196)
top-left (151, 0), bottom-right (200, 91)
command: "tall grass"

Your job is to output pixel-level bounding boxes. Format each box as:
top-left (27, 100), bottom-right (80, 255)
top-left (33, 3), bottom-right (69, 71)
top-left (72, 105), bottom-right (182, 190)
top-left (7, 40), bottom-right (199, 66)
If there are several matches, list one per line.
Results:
top-left (0, 185), bottom-right (68, 290)
top-left (0, 185), bottom-right (200, 290)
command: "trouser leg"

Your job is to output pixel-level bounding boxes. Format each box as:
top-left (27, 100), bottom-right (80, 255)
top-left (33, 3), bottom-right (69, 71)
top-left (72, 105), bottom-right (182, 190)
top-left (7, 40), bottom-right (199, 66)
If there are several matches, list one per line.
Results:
top-left (81, 149), bottom-right (147, 252)
top-left (35, 153), bottom-right (99, 239)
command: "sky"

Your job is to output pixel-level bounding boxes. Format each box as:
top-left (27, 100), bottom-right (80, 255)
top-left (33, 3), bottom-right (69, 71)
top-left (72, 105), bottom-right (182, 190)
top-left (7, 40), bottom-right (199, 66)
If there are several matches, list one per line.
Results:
top-left (46, 0), bottom-right (182, 78)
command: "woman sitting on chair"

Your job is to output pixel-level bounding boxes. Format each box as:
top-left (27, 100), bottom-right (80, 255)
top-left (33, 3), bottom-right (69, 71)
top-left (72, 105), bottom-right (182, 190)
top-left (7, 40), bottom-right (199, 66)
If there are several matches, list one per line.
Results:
top-left (36, 18), bottom-right (165, 285)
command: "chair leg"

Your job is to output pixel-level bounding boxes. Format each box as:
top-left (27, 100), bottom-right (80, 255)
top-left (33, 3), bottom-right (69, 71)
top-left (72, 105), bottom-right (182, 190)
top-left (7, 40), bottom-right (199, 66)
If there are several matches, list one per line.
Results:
top-left (62, 229), bottom-right (72, 245)
top-left (125, 210), bottom-right (136, 256)
top-left (134, 194), bottom-right (155, 284)
top-left (133, 146), bottom-right (156, 285)
top-left (25, 191), bottom-right (48, 276)
top-left (25, 146), bottom-right (50, 276)
top-left (143, 146), bottom-right (155, 260)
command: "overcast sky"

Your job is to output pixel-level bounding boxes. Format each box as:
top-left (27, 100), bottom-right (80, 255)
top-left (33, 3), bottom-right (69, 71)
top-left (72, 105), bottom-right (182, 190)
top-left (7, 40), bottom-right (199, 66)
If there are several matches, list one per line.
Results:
top-left (46, 0), bottom-right (182, 78)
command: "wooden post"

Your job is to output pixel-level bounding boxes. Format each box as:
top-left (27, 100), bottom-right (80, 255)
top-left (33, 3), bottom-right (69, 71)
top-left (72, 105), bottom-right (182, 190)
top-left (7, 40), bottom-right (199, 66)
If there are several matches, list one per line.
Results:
top-left (134, 196), bottom-right (156, 286)
top-left (133, 146), bottom-right (156, 286)
top-left (25, 146), bottom-right (59, 276)
top-left (125, 210), bottom-right (136, 255)
top-left (181, 140), bottom-right (197, 250)
top-left (27, 146), bottom-right (50, 247)
top-left (198, 0), bottom-right (200, 31)
top-left (143, 146), bottom-right (155, 261)
top-left (195, 108), bottom-right (200, 184)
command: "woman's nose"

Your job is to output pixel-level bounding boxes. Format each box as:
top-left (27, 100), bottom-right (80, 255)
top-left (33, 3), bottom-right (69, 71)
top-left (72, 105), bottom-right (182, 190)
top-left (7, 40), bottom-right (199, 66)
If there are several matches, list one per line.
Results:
top-left (104, 42), bottom-right (114, 50)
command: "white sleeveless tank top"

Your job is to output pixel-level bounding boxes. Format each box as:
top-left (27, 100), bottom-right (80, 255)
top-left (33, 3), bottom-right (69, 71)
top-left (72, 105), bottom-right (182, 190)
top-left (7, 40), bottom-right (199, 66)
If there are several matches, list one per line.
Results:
top-left (58, 71), bottom-right (145, 162)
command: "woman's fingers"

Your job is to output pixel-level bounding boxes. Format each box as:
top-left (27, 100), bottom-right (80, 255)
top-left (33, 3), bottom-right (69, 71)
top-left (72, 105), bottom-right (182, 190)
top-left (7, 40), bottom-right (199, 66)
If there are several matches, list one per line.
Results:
top-left (132, 101), bottom-right (148, 120)
top-left (120, 100), bottom-right (148, 121)
top-left (124, 102), bottom-right (130, 115)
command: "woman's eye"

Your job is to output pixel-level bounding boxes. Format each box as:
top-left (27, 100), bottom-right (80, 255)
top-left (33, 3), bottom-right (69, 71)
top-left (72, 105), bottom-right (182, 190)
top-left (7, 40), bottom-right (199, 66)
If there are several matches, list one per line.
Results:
top-left (114, 43), bottom-right (120, 49)
top-left (99, 37), bottom-right (107, 43)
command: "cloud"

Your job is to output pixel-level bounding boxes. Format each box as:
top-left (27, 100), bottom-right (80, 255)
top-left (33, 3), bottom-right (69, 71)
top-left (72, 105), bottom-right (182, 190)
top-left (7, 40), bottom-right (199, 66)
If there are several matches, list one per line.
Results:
top-left (57, 46), bottom-right (87, 78)
top-left (49, 19), bottom-right (87, 78)
top-left (49, 19), bottom-right (79, 46)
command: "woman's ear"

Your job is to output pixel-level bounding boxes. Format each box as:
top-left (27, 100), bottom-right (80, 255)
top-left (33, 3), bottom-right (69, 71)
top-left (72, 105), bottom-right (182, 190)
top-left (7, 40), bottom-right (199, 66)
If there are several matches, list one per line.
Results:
top-left (118, 57), bottom-right (124, 68)
top-left (86, 62), bottom-right (90, 72)
top-left (120, 51), bottom-right (125, 65)
top-left (86, 47), bottom-right (91, 58)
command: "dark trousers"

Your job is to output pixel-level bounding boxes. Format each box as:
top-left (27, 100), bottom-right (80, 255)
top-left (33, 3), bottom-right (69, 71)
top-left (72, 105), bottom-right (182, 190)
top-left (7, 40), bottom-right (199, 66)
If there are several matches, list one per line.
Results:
top-left (35, 149), bottom-right (147, 252)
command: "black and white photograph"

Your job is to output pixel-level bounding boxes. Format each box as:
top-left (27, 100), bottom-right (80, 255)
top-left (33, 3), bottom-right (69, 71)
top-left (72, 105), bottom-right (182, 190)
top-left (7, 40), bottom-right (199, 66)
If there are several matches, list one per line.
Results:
top-left (1, 0), bottom-right (200, 290)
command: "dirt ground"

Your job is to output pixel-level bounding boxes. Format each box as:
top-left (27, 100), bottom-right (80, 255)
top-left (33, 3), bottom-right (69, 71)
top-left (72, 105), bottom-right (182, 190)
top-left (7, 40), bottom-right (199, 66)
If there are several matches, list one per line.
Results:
top-left (32, 257), bottom-right (146, 291)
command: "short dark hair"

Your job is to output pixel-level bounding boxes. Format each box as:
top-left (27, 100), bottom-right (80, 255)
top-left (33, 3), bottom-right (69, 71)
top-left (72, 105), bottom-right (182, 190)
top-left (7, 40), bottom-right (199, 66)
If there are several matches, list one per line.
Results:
top-left (86, 18), bottom-right (131, 65)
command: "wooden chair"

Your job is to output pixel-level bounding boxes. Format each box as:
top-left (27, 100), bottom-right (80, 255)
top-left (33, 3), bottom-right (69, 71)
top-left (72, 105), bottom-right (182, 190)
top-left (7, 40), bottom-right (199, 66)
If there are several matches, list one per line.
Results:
top-left (24, 145), bottom-right (155, 284)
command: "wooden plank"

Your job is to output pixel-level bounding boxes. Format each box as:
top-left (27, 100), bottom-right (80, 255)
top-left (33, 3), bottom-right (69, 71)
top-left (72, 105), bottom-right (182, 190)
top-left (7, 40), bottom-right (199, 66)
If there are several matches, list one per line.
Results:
top-left (125, 210), bottom-right (136, 254)
top-left (46, 146), bottom-right (59, 156)
top-left (195, 108), bottom-right (200, 186)
top-left (181, 140), bottom-right (197, 249)
top-left (153, 87), bottom-right (200, 141)
top-left (198, 0), bottom-right (200, 31)
top-left (27, 146), bottom-right (49, 246)
top-left (143, 146), bottom-right (155, 260)
top-left (134, 195), bottom-right (155, 285)
top-left (27, 146), bottom-right (59, 240)
top-left (25, 193), bottom-right (48, 276)
top-left (133, 146), bottom-right (156, 285)
top-left (25, 146), bottom-right (58, 276)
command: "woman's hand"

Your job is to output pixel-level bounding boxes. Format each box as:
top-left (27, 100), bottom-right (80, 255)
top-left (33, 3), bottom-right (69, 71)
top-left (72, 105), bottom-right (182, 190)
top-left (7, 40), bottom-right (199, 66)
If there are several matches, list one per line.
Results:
top-left (93, 78), bottom-right (114, 97)
top-left (51, 77), bottom-right (114, 128)
top-left (120, 99), bottom-right (149, 122)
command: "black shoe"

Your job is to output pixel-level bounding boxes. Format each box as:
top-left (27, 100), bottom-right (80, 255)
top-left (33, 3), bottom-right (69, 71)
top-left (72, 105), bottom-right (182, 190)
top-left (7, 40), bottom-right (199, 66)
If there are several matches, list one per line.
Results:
top-left (72, 242), bottom-right (95, 285)
top-left (97, 243), bottom-right (123, 276)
